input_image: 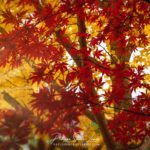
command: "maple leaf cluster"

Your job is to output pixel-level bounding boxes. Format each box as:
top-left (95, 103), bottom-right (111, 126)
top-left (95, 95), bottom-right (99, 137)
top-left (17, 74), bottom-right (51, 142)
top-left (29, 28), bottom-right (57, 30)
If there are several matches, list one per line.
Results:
top-left (0, 0), bottom-right (150, 149)
top-left (0, 109), bottom-right (31, 150)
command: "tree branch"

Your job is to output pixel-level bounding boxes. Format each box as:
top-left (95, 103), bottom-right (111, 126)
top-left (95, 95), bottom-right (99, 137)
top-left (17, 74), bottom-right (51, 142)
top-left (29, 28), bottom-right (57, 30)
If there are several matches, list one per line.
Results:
top-left (76, 10), bottom-right (116, 150)
top-left (55, 30), bottom-right (82, 67)
top-left (1, 91), bottom-right (39, 125)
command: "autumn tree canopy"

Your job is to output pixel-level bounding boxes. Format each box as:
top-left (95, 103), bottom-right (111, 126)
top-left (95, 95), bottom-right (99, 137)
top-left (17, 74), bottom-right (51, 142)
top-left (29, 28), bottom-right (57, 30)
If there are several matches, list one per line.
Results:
top-left (0, 0), bottom-right (150, 150)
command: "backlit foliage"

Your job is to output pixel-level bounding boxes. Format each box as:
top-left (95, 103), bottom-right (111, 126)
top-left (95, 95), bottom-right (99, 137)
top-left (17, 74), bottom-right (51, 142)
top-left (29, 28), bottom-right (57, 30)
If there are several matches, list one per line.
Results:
top-left (0, 0), bottom-right (150, 150)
